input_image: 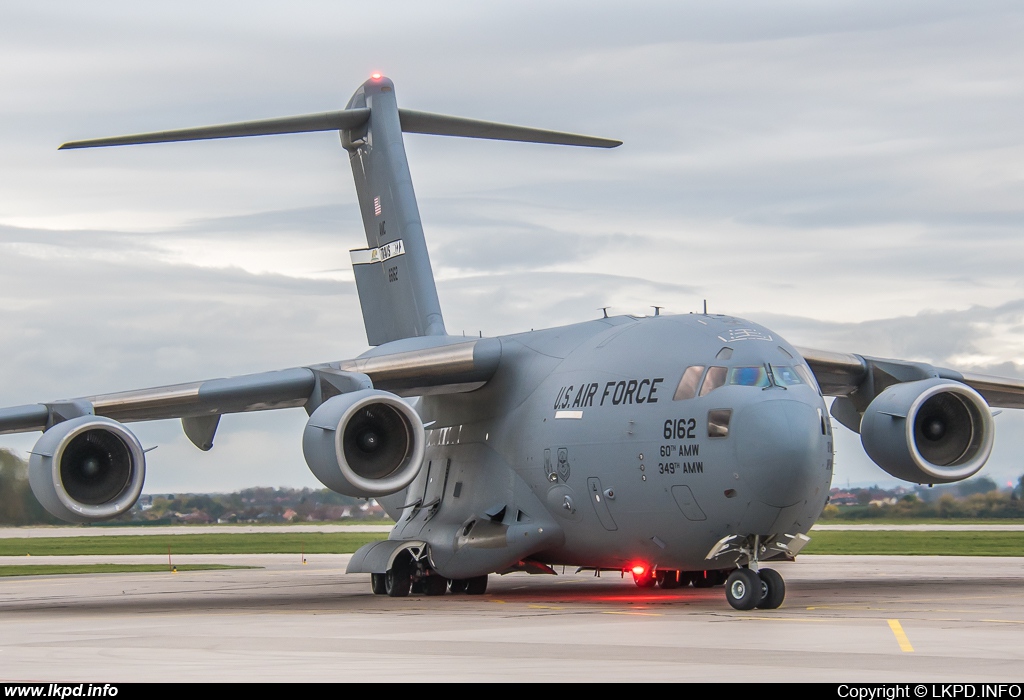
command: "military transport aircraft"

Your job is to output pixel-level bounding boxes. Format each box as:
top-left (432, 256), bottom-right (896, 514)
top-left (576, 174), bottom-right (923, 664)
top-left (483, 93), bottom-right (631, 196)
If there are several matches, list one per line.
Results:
top-left (2, 74), bottom-right (1023, 610)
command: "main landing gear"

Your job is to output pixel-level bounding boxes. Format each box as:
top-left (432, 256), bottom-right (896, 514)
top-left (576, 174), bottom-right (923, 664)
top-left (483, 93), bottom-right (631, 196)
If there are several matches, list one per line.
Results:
top-left (724, 567), bottom-right (785, 610)
top-left (630, 565), bottom-right (786, 610)
top-left (371, 551), bottom-right (489, 597)
top-left (631, 569), bottom-right (728, 589)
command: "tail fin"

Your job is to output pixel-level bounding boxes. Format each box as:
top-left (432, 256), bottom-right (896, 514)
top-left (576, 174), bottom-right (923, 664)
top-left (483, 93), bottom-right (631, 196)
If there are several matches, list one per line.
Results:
top-left (60, 74), bottom-right (620, 346)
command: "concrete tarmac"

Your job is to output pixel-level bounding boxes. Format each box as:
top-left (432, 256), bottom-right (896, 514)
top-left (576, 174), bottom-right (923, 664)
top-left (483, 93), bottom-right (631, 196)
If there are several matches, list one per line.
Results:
top-left (0, 554), bottom-right (1022, 682)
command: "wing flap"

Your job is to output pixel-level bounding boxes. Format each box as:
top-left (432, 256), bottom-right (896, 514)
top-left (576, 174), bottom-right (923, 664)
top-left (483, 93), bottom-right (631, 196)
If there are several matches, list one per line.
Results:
top-left (798, 346), bottom-right (1024, 410)
top-left (88, 368), bottom-right (317, 422)
top-left (0, 405), bottom-right (51, 435)
top-left (0, 338), bottom-right (502, 436)
top-left (951, 371), bottom-right (1024, 410)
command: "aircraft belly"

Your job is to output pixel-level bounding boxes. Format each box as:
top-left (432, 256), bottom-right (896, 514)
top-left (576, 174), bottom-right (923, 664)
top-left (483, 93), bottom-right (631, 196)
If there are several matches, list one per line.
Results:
top-left (387, 438), bottom-right (565, 580)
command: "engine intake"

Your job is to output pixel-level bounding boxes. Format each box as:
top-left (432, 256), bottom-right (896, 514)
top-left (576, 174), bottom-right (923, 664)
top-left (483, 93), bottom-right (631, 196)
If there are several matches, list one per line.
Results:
top-left (302, 390), bottom-right (425, 498)
top-left (28, 416), bottom-right (146, 522)
top-left (859, 378), bottom-right (994, 484)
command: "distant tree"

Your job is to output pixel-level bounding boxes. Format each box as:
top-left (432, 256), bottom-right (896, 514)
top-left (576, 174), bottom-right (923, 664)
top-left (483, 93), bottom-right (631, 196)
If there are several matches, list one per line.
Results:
top-left (957, 476), bottom-right (999, 497)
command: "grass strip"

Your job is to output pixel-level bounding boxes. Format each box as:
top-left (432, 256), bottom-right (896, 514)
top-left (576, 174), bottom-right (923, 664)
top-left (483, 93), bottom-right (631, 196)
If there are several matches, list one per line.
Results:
top-left (0, 564), bottom-right (254, 577)
top-left (2, 531), bottom-right (1021, 558)
top-left (816, 519), bottom-right (1024, 526)
top-left (0, 532), bottom-right (383, 556)
top-left (803, 530), bottom-right (1024, 556)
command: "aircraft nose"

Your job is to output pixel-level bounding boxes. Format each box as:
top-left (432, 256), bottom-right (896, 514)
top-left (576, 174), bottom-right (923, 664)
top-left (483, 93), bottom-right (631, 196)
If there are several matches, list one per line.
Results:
top-left (732, 398), bottom-right (823, 507)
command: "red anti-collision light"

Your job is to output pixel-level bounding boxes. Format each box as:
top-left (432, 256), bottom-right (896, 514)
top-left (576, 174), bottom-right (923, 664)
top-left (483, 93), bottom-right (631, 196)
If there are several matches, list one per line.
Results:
top-left (631, 565), bottom-right (646, 576)
top-left (370, 73), bottom-right (382, 80)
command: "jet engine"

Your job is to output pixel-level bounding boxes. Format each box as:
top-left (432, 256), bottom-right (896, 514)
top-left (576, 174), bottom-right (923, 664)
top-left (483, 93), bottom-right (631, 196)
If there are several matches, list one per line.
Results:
top-left (302, 390), bottom-right (425, 498)
top-left (859, 378), bottom-right (994, 484)
top-left (28, 415), bottom-right (146, 523)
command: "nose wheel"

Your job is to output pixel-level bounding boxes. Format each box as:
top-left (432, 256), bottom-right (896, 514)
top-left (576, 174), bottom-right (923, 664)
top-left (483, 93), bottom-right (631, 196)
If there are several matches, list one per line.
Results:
top-left (755, 567), bottom-right (785, 609)
top-left (725, 567), bottom-right (785, 610)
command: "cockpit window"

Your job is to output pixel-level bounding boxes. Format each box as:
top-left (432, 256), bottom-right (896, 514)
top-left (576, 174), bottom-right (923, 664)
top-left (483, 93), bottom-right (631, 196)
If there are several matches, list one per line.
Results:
top-left (770, 365), bottom-right (804, 387)
top-left (793, 364), bottom-right (821, 395)
top-left (699, 366), bottom-right (728, 396)
top-left (728, 366), bottom-right (770, 388)
top-left (674, 365), bottom-right (705, 401)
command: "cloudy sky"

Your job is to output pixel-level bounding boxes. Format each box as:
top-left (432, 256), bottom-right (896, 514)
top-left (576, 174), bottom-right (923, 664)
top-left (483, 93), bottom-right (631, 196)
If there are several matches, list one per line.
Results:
top-left (2, 1), bottom-right (1023, 492)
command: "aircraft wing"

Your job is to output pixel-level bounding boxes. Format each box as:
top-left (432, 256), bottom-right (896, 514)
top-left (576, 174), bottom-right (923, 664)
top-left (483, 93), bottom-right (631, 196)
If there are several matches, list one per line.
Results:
top-left (797, 346), bottom-right (1024, 431)
top-left (0, 338), bottom-right (501, 448)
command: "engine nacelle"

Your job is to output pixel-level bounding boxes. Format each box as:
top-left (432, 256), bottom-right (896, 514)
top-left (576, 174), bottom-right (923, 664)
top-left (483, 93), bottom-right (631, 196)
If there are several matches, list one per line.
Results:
top-left (302, 390), bottom-right (425, 498)
top-left (28, 416), bottom-right (146, 523)
top-left (860, 378), bottom-right (994, 484)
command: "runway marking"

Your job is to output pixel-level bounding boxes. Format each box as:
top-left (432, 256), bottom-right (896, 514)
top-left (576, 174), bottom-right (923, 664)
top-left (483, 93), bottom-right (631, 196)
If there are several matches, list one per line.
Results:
top-left (740, 616), bottom-right (848, 622)
top-left (528, 605), bottom-right (565, 610)
top-left (980, 619), bottom-right (1024, 625)
top-left (887, 619), bottom-right (914, 652)
top-left (603, 611), bottom-right (663, 617)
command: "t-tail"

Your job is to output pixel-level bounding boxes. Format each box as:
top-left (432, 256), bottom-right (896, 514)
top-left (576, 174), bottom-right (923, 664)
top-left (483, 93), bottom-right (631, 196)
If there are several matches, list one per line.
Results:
top-left (60, 74), bottom-right (622, 346)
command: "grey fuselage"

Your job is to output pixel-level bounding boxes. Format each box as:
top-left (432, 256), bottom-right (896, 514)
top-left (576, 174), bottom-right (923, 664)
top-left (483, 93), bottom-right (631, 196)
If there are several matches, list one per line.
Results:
top-left (379, 312), bottom-right (834, 579)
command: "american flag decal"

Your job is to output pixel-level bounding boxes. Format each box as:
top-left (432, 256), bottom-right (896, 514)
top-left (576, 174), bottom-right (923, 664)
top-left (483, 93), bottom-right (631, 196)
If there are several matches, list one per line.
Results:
top-left (374, 196), bottom-right (382, 216)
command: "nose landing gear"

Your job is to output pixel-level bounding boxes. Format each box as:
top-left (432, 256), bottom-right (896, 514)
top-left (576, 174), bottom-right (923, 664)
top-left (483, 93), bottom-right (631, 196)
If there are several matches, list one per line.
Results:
top-left (708, 534), bottom-right (798, 610)
top-left (724, 567), bottom-right (785, 610)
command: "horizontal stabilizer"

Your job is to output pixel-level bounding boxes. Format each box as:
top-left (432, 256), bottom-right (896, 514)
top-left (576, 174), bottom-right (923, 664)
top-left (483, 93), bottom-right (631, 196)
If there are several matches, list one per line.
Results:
top-left (59, 109), bottom-right (371, 150)
top-left (398, 109), bottom-right (621, 148)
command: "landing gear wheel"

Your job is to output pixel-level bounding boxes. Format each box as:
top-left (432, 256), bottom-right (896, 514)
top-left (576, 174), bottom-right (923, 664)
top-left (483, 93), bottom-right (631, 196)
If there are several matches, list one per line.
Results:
top-left (755, 568), bottom-right (785, 610)
top-left (424, 575), bottom-right (448, 596)
top-left (465, 574), bottom-right (488, 595)
top-left (657, 570), bottom-right (681, 589)
top-left (370, 573), bottom-right (387, 595)
top-left (725, 568), bottom-right (761, 610)
top-left (633, 570), bottom-right (657, 588)
top-left (692, 570), bottom-right (717, 588)
top-left (385, 564), bottom-right (411, 597)
top-left (449, 579), bottom-right (468, 594)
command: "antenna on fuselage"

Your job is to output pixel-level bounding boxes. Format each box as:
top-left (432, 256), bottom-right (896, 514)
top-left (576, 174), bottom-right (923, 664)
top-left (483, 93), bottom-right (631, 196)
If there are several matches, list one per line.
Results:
top-left (651, 306), bottom-right (663, 317)
top-left (703, 299), bottom-right (708, 315)
top-left (599, 307), bottom-right (610, 319)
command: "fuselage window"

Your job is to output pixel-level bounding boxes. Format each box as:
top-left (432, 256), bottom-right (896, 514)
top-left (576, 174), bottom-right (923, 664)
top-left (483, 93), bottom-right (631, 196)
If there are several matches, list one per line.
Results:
top-left (673, 365), bottom-right (706, 401)
top-left (699, 366), bottom-right (728, 396)
top-left (708, 408), bottom-right (732, 438)
top-left (728, 366), bottom-right (770, 388)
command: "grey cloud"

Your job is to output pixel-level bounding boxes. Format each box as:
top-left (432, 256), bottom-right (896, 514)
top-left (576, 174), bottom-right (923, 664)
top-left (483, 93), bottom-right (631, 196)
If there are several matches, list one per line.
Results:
top-left (177, 204), bottom-right (357, 237)
top-left (752, 298), bottom-right (1024, 374)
